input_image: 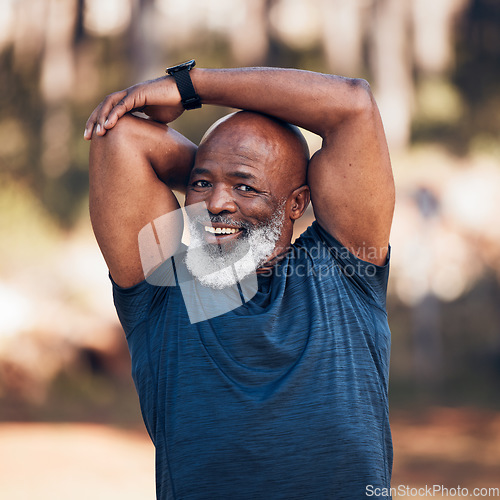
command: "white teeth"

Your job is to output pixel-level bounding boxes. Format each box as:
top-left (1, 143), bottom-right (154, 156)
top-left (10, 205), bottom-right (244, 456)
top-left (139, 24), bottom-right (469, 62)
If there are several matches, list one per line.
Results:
top-left (204, 226), bottom-right (239, 235)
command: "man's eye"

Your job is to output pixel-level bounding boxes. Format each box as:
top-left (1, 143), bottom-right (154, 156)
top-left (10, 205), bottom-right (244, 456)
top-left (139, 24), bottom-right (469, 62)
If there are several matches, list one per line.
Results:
top-left (236, 185), bottom-right (255, 193)
top-left (193, 180), bottom-right (211, 188)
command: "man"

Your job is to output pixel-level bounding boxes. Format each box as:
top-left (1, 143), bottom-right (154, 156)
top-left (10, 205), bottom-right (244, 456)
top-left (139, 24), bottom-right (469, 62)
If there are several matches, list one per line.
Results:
top-left (85, 62), bottom-right (395, 499)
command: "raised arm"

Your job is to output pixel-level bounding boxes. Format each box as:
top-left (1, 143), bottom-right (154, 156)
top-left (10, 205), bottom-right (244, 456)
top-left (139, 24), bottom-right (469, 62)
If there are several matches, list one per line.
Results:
top-left (88, 115), bottom-right (196, 287)
top-left (193, 68), bottom-right (394, 264)
top-left (86, 66), bottom-right (394, 265)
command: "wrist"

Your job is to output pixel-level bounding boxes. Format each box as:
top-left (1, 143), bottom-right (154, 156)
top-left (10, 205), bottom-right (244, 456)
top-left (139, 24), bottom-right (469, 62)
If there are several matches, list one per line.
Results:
top-left (164, 74), bottom-right (182, 105)
top-left (166, 60), bottom-right (202, 110)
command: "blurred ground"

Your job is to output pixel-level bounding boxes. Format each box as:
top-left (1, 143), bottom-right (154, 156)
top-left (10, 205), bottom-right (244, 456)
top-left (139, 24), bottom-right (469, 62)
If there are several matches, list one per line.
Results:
top-left (391, 408), bottom-right (500, 497)
top-left (1, 407), bottom-right (500, 499)
top-left (0, 422), bottom-right (155, 500)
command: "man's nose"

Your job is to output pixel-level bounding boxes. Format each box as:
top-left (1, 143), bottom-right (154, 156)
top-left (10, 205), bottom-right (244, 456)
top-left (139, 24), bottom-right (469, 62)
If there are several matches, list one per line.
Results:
top-left (206, 186), bottom-right (237, 214)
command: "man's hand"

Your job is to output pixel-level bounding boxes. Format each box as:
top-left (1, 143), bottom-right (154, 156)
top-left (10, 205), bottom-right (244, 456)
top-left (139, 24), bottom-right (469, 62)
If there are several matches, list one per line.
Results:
top-left (84, 75), bottom-right (184, 140)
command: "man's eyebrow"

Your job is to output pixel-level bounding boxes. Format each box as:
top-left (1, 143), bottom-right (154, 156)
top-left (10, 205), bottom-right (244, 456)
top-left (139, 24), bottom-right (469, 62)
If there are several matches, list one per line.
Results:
top-left (228, 171), bottom-right (258, 181)
top-left (191, 167), bottom-right (259, 181)
top-left (191, 167), bottom-right (211, 176)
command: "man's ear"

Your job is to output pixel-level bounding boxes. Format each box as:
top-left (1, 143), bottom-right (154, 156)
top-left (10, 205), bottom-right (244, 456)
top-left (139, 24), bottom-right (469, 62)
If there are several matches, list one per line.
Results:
top-left (288, 185), bottom-right (310, 221)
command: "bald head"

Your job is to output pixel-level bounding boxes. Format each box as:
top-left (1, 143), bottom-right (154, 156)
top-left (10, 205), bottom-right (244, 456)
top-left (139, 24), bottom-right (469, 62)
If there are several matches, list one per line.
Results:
top-left (199, 111), bottom-right (310, 196)
top-left (186, 111), bottom-right (311, 256)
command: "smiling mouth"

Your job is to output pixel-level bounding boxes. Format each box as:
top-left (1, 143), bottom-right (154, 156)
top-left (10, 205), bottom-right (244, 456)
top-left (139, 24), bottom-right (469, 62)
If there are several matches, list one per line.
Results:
top-left (204, 226), bottom-right (242, 235)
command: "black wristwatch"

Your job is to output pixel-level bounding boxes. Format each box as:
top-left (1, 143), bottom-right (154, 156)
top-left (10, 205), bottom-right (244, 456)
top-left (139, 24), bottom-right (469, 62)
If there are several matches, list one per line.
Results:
top-left (166, 59), bottom-right (202, 110)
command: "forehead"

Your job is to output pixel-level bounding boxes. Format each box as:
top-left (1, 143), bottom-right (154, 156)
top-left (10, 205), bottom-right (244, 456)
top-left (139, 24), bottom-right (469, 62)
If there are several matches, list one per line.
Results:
top-left (194, 120), bottom-right (287, 182)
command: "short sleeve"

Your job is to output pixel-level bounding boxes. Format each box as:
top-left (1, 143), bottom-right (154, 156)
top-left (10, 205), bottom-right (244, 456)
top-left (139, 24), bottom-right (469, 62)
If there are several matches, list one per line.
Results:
top-left (111, 274), bottom-right (169, 338)
top-left (110, 254), bottom-right (177, 337)
top-left (305, 221), bottom-right (390, 309)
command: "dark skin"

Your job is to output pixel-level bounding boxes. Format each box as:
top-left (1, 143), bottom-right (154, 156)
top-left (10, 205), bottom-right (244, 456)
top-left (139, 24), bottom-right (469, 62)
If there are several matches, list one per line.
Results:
top-left (86, 67), bottom-right (395, 287)
top-left (187, 111), bottom-right (310, 260)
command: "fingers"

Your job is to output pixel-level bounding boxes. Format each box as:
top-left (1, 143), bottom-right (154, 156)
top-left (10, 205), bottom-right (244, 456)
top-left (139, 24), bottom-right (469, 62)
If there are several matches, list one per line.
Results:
top-left (103, 97), bottom-right (133, 130)
top-left (84, 77), bottom-right (173, 140)
top-left (84, 90), bottom-right (130, 140)
top-left (84, 112), bottom-right (97, 140)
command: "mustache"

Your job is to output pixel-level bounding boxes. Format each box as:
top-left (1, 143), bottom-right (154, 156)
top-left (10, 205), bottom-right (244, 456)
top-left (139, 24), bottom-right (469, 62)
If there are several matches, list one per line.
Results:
top-left (189, 213), bottom-right (256, 231)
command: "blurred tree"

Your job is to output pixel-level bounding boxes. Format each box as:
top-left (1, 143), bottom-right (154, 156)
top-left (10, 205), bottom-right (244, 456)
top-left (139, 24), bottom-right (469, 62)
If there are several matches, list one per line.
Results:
top-left (412, 0), bottom-right (500, 154)
top-left (320, 0), bottom-right (364, 77)
top-left (129, 0), bottom-right (164, 80)
top-left (453, 0), bottom-right (500, 154)
top-left (227, 0), bottom-right (269, 65)
top-left (0, 0), bottom-right (498, 222)
top-left (369, 0), bottom-right (413, 151)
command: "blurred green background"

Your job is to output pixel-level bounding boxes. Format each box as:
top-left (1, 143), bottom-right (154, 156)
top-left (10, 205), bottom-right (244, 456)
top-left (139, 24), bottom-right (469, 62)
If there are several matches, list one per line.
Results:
top-left (1, 0), bottom-right (500, 497)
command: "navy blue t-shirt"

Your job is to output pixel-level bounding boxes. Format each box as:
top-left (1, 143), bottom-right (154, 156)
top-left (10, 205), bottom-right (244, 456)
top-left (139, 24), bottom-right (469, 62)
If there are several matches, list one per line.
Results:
top-left (112, 221), bottom-right (393, 499)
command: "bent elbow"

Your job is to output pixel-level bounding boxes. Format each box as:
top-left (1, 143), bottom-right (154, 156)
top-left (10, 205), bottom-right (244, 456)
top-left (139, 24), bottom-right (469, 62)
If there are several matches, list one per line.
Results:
top-left (346, 78), bottom-right (376, 115)
top-left (319, 77), bottom-right (377, 137)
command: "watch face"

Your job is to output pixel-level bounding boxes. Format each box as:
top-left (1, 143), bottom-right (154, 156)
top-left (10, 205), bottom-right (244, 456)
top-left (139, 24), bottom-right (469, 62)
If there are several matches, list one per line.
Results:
top-left (167, 59), bottom-right (196, 74)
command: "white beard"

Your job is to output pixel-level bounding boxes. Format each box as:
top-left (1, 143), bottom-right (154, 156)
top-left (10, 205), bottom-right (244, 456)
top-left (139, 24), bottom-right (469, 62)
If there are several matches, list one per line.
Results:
top-left (185, 208), bottom-right (285, 289)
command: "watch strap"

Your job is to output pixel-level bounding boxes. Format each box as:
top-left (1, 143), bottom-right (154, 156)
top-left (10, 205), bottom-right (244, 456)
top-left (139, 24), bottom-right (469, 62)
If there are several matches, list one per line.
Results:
top-left (166, 60), bottom-right (202, 110)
